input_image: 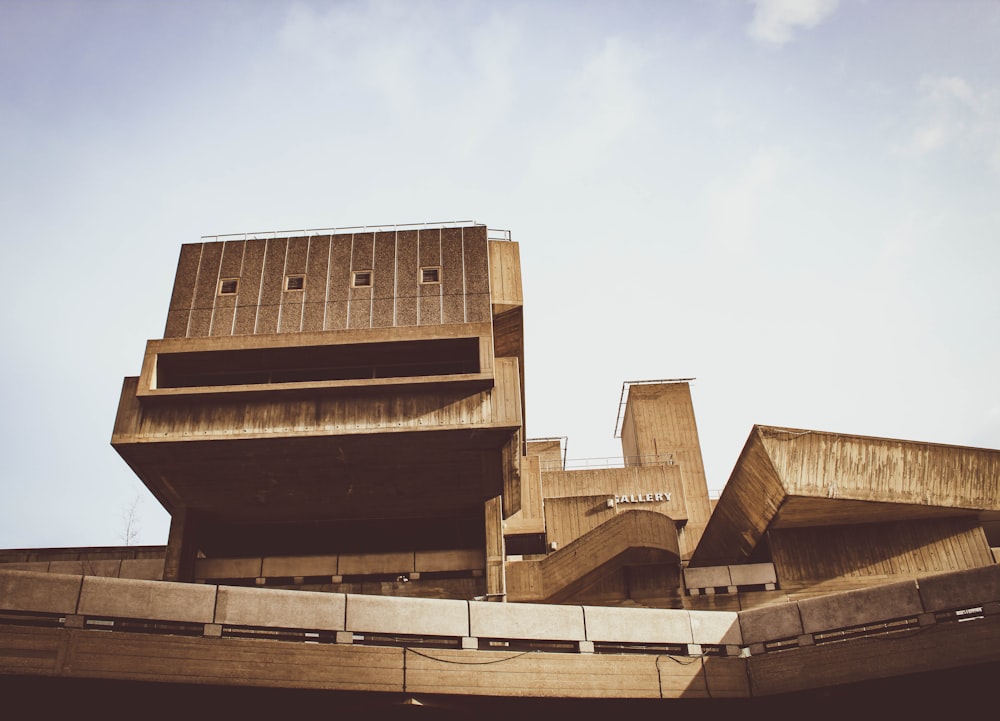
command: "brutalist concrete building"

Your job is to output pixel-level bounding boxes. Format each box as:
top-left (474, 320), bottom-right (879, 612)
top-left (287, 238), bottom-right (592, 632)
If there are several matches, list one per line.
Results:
top-left (2, 221), bottom-right (999, 718)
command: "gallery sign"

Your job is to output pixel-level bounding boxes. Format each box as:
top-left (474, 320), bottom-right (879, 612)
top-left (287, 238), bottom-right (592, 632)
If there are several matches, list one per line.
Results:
top-left (614, 491), bottom-right (671, 504)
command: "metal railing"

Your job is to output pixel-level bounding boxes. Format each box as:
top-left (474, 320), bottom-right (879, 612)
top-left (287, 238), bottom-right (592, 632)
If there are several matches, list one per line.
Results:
top-left (201, 221), bottom-right (512, 242)
top-left (613, 378), bottom-right (696, 438)
top-left (538, 453), bottom-right (676, 472)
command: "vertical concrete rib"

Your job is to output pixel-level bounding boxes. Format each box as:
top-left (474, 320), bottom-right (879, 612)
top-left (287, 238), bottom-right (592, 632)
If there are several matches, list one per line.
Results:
top-left (185, 244), bottom-right (204, 339)
top-left (252, 238), bottom-right (267, 335)
top-left (231, 241), bottom-right (246, 336)
top-left (322, 235), bottom-right (333, 330)
top-left (346, 235), bottom-right (354, 329)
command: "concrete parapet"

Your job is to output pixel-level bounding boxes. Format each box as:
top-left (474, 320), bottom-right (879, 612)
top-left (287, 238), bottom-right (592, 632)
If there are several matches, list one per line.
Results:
top-left (798, 579), bottom-right (921, 634)
top-left (415, 549), bottom-right (483, 573)
top-left (729, 563), bottom-right (776, 587)
top-left (215, 586), bottom-right (346, 630)
top-left (119, 558), bottom-right (165, 580)
top-left (49, 560), bottom-right (121, 577)
top-left (0, 569), bottom-right (82, 614)
top-left (689, 610), bottom-right (741, 646)
top-left (685, 566), bottom-right (731, 589)
top-left (194, 557), bottom-right (262, 580)
top-left (738, 602), bottom-right (803, 645)
top-left (79, 576), bottom-right (217, 623)
top-left (583, 605), bottom-right (693, 644)
top-left (0, 562), bottom-right (51, 573)
top-left (261, 555), bottom-right (339, 578)
top-left (339, 552), bottom-right (413, 576)
top-left (346, 594), bottom-right (469, 637)
top-left (470, 601), bottom-right (585, 641)
top-left (917, 564), bottom-right (1000, 612)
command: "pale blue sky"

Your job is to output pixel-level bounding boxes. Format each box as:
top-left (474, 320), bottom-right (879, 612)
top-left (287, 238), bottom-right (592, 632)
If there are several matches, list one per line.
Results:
top-left (2, 0), bottom-right (998, 548)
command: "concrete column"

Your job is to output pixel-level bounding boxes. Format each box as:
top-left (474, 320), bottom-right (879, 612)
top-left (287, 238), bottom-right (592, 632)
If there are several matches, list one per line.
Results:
top-left (163, 508), bottom-right (200, 583)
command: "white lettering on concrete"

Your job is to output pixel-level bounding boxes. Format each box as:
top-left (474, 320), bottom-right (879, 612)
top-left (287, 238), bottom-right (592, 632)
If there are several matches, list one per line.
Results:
top-left (613, 492), bottom-right (671, 504)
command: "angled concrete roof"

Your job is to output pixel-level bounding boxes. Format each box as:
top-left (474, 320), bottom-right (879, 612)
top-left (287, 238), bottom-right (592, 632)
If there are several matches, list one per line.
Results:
top-left (691, 425), bottom-right (1000, 567)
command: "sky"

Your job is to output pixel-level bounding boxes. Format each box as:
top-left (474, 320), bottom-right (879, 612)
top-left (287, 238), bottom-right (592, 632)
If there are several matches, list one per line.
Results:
top-left (1, 0), bottom-right (998, 549)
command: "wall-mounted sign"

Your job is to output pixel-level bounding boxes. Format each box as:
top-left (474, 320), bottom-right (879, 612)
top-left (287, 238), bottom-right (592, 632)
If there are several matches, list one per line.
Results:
top-left (614, 492), bottom-right (671, 504)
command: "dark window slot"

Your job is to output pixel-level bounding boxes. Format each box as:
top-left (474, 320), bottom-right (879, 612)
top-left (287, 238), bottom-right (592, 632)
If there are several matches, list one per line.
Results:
top-left (157, 337), bottom-right (481, 389)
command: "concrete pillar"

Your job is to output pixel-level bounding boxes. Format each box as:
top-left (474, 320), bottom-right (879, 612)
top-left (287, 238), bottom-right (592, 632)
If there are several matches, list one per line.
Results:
top-left (163, 508), bottom-right (201, 583)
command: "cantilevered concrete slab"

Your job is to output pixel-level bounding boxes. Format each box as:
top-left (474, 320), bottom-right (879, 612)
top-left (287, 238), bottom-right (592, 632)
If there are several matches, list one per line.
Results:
top-left (691, 425), bottom-right (1000, 568)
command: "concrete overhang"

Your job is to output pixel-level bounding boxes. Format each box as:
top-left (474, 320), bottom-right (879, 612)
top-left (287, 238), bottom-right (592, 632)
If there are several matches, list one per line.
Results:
top-left (691, 425), bottom-right (1000, 567)
top-left (137, 322), bottom-right (494, 398)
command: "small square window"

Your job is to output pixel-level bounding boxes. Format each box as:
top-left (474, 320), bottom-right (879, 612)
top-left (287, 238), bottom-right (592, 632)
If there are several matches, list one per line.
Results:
top-left (421, 267), bottom-right (441, 284)
top-left (219, 279), bottom-right (239, 295)
top-left (285, 275), bottom-right (305, 291)
top-left (353, 271), bottom-right (373, 287)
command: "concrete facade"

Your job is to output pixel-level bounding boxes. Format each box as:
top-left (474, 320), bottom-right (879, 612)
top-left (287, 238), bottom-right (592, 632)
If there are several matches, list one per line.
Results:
top-left (2, 221), bottom-right (999, 713)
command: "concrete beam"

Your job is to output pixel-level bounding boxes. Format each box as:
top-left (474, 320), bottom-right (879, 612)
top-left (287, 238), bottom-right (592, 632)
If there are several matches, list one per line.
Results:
top-left (583, 605), bottom-right (693, 644)
top-left (684, 566), bottom-right (731, 590)
top-left (339, 552), bottom-right (413, 576)
top-left (469, 601), bottom-right (585, 641)
top-left (215, 586), bottom-right (346, 631)
top-left (729, 563), bottom-right (777, 586)
top-left (689, 610), bottom-right (742, 646)
top-left (797, 579), bottom-right (922, 634)
top-left (260, 555), bottom-right (339, 578)
top-left (78, 576), bottom-right (216, 623)
top-left (0, 569), bottom-right (82, 614)
top-left (119, 559), bottom-right (165, 580)
top-left (194, 557), bottom-right (262, 580)
top-left (917, 564), bottom-right (1000, 613)
top-left (346, 594), bottom-right (469, 637)
top-left (738, 601), bottom-right (803, 646)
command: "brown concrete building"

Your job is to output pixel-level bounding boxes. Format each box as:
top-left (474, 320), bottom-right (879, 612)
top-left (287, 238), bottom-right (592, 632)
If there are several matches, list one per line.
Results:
top-left (2, 221), bottom-right (999, 717)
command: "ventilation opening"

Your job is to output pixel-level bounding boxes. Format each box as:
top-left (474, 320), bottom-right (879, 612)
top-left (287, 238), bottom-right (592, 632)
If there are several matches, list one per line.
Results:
top-left (83, 617), bottom-right (204, 637)
top-left (354, 633), bottom-right (462, 650)
top-left (222, 626), bottom-right (337, 644)
top-left (0, 610), bottom-right (66, 629)
top-left (593, 641), bottom-right (688, 656)
top-left (352, 271), bottom-right (372, 287)
top-left (218, 279), bottom-right (239, 295)
top-left (421, 267), bottom-right (441, 284)
top-left (285, 275), bottom-right (305, 291)
top-left (479, 638), bottom-right (578, 653)
top-left (155, 337), bottom-right (482, 389)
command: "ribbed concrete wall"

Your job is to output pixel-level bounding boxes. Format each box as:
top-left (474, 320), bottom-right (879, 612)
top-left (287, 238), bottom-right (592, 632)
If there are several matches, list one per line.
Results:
top-left (165, 227), bottom-right (492, 339)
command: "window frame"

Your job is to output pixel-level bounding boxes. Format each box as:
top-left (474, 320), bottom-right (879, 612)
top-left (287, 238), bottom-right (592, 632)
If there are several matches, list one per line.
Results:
top-left (218, 278), bottom-right (240, 295)
top-left (420, 266), bottom-right (441, 284)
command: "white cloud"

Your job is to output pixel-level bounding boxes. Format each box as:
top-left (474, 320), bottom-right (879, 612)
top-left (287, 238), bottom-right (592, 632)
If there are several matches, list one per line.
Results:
top-left (904, 75), bottom-right (1000, 175)
top-left (274, 2), bottom-right (522, 160)
top-left (747, 0), bottom-right (839, 47)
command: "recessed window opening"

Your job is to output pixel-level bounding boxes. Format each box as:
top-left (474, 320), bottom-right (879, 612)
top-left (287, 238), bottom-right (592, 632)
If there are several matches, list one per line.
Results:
top-left (421, 267), bottom-right (441, 284)
top-left (285, 275), bottom-right (305, 291)
top-left (156, 337), bottom-right (481, 389)
top-left (218, 279), bottom-right (239, 295)
top-left (353, 271), bottom-right (372, 287)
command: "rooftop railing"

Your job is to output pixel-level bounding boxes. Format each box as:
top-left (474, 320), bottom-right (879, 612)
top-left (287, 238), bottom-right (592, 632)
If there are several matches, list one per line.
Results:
top-left (542, 453), bottom-right (676, 472)
top-left (201, 221), bottom-right (512, 242)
